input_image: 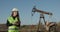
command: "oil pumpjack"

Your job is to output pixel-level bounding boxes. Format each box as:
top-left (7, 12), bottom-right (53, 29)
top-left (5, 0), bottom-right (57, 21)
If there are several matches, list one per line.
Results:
top-left (31, 6), bottom-right (56, 32)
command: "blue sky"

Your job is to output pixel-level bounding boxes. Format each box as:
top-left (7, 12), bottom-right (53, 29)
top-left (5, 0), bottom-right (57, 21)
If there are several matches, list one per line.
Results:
top-left (0, 0), bottom-right (60, 25)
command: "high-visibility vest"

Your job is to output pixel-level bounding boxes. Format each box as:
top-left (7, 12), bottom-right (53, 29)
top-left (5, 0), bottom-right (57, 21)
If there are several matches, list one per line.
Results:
top-left (8, 16), bottom-right (18, 24)
top-left (7, 16), bottom-right (19, 32)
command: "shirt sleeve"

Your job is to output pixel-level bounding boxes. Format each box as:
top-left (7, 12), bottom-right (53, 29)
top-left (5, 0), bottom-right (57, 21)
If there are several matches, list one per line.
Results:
top-left (6, 20), bottom-right (13, 27)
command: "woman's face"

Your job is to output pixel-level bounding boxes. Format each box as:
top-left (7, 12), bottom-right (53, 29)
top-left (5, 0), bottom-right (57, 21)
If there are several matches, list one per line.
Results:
top-left (13, 11), bottom-right (17, 17)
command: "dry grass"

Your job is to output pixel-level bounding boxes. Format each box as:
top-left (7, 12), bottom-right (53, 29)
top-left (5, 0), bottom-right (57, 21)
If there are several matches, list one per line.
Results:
top-left (0, 22), bottom-right (60, 32)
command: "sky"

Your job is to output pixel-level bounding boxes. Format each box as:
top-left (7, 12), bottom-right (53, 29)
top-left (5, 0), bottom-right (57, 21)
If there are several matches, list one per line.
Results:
top-left (0, 0), bottom-right (60, 25)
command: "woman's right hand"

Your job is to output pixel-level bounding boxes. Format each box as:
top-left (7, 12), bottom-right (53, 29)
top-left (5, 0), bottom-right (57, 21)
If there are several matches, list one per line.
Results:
top-left (12, 21), bottom-right (19, 25)
top-left (12, 22), bottom-right (15, 25)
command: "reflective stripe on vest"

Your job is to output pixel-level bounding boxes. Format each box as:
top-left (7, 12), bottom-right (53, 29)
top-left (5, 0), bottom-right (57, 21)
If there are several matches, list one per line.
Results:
top-left (7, 16), bottom-right (18, 24)
top-left (8, 26), bottom-right (18, 30)
top-left (8, 26), bottom-right (19, 32)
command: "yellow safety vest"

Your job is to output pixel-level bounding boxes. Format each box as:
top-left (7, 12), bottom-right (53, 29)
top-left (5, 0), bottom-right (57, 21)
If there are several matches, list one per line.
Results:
top-left (7, 16), bottom-right (19, 32)
top-left (8, 16), bottom-right (18, 24)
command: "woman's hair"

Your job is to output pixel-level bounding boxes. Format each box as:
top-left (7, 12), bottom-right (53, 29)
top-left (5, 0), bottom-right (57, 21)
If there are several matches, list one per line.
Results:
top-left (11, 11), bottom-right (20, 22)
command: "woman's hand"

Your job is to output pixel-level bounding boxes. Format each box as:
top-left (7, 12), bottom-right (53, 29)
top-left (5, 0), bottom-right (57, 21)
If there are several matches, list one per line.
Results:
top-left (12, 21), bottom-right (20, 25)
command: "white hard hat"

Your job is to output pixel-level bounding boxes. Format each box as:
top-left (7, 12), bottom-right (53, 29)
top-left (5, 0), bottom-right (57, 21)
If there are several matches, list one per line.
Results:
top-left (12, 8), bottom-right (18, 11)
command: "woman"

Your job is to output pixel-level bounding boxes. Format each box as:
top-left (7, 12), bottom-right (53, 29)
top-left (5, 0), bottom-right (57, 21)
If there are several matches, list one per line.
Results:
top-left (6, 8), bottom-right (21, 32)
